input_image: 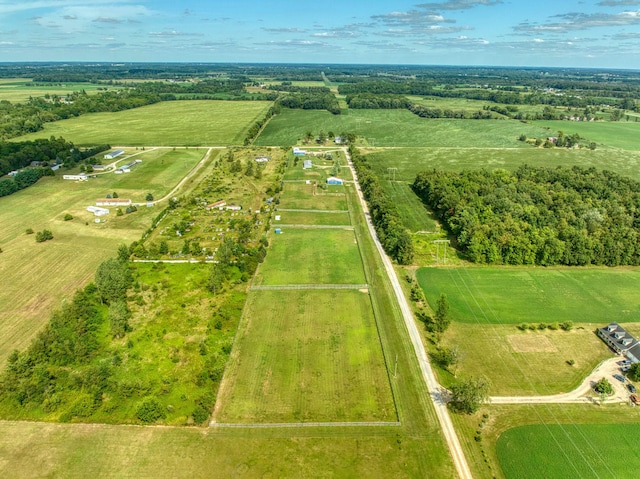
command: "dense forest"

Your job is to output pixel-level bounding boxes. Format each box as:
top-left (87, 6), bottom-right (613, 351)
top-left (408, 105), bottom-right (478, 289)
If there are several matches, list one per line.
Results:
top-left (278, 92), bottom-right (341, 114)
top-left (350, 146), bottom-right (413, 264)
top-left (413, 166), bottom-right (640, 266)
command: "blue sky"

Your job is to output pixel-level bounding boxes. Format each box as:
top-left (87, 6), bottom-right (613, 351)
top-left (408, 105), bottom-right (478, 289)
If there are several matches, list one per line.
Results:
top-left (1, 0), bottom-right (640, 68)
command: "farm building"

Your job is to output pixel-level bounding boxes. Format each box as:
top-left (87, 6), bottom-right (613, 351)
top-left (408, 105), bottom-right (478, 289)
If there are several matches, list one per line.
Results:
top-left (334, 136), bottom-right (343, 144)
top-left (86, 206), bottom-right (109, 216)
top-left (115, 159), bottom-right (142, 174)
top-left (597, 323), bottom-right (640, 363)
top-left (96, 198), bottom-right (132, 207)
top-left (327, 177), bottom-right (343, 185)
top-left (63, 174), bottom-right (88, 181)
top-left (92, 164), bottom-right (107, 171)
top-left (51, 164), bottom-right (62, 172)
top-left (225, 204), bottom-right (242, 211)
top-left (293, 148), bottom-right (306, 157)
top-left (104, 149), bottom-right (125, 160)
top-left (7, 170), bottom-right (18, 177)
top-left (303, 160), bottom-right (312, 169)
top-left (206, 200), bottom-right (227, 210)
top-left (255, 156), bottom-right (270, 163)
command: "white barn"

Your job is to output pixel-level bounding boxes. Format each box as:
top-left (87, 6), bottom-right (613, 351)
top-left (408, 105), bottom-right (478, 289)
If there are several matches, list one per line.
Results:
top-left (104, 149), bottom-right (125, 160)
top-left (87, 206), bottom-right (109, 216)
top-left (63, 174), bottom-right (88, 181)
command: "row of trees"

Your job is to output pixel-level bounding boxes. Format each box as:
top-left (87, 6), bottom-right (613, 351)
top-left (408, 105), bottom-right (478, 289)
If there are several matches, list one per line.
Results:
top-left (278, 92), bottom-right (341, 115)
top-left (0, 167), bottom-right (54, 197)
top-left (413, 165), bottom-right (640, 266)
top-left (350, 146), bottom-right (414, 264)
top-left (244, 104), bottom-right (280, 145)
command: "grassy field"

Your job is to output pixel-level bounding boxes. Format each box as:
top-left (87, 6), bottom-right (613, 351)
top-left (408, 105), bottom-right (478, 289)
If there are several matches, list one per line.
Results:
top-left (213, 289), bottom-right (394, 423)
top-left (417, 267), bottom-right (640, 325)
top-left (253, 228), bottom-right (365, 285)
top-left (255, 109), bottom-right (550, 147)
top-left (277, 182), bottom-right (348, 210)
top-left (13, 100), bottom-right (272, 146)
top-left (0, 148), bottom-right (209, 366)
top-left (0, 79), bottom-right (115, 103)
top-left (274, 210), bottom-right (352, 226)
top-left (382, 181), bottom-right (437, 232)
top-left (533, 120), bottom-right (640, 151)
top-left (497, 423), bottom-right (640, 479)
top-left (436, 323), bottom-right (611, 395)
top-left (364, 147), bottom-right (640, 182)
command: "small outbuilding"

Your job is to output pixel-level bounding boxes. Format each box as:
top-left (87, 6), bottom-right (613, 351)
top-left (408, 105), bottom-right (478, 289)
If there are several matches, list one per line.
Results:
top-left (293, 148), bottom-right (306, 157)
top-left (206, 200), bottom-right (227, 210)
top-left (87, 206), bottom-right (109, 216)
top-left (327, 177), bottom-right (343, 185)
top-left (303, 160), bottom-right (312, 169)
top-left (255, 156), bottom-right (270, 163)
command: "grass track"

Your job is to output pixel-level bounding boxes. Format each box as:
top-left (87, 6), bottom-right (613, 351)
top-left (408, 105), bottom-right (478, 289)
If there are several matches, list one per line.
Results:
top-left (13, 100), bottom-right (272, 146)
top-left (214, 289), bottom-right (395, 423)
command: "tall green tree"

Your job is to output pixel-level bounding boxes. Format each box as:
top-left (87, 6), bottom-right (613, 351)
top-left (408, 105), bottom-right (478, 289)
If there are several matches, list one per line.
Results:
top-left (434, 293), bottom-right (451, 333)
top-left (108, 300), bottom-right (131, 338)
top-left (449, 376), bottom-right (491, 414)
top-left (95, 258), bottom-right (132, 304)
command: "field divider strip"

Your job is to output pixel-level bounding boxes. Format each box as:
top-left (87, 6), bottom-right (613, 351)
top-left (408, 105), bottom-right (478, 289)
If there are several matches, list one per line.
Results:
top-left (277, 209), bottom-right (348, 213)
top-left (250, 284), bottom-right (368, 291)
top-left (210, 421), bottom-right (401, 428)
top-left (273, 224), bottom-right (354, 230)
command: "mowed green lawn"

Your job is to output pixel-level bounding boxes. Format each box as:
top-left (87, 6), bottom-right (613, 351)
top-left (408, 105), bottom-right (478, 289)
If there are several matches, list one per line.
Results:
top-left (274, 210), bottom-right (352, 226)
top-left (383, 181), bottom-right (437, 232)
top-left (254, 228), bottom-right (365, 285)
top-left (0, 148), bottom-right (207, 365)
top-left (440, 323), bottom-right (611, 395)
top-left (255, 109), bottom-right (549, 147)
top-left (364, 147), bottom-right (640, 182)
top-left (418, 267), bottom-right (640, 325)
top-left (497, 424), bottom-right (640, 479)
top-left (13, 100), bottom-right (272, 146)
top-left (213, 289), bottom-right (395, 423)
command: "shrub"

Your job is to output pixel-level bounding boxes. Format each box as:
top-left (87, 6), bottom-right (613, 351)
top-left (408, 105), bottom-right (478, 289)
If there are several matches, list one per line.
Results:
top-left (136, 397), bottom-right (166, 423)
top-left (560, 321), bottom-right (574, 331)
top-left (25, 228), bottom-right (34, 234)
top-left (537, 323), bottom-right (547, 330)
top-left (517, 323), bottom-right (529, 331)
top-left (548, 322), bottom-right (560, 330)
top-left (192, 405), bottom-right (210, 424)
top-left (567, 359), bottom-right (575, 366)
top-left (63, 213), bottom-right (73, 221)
top-left (35, 229), bottom-right (54, 242)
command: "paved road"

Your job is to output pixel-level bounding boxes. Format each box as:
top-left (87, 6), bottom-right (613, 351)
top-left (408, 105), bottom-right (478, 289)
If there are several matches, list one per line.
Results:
top-left (344, 148), bottom-right (473, 479)
top-left (492, 357), bottom-right (632, 404)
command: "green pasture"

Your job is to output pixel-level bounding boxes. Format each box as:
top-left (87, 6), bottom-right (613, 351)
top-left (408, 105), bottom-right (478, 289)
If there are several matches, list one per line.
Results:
top-left (213, 289), bottom-right (394, 423)
top-left (274, 210), bottom-right (352, 226)
top-left (0, 79), bottom-right (114, 103)
top-left (365, 147), bottom-right (640, 182)
top-left (382, 181), bottom-right (436, 232)
top-left (278, 182), bottom-right (347, 210)
top-left (533, 120), bottom-right (640, 151)
top-left (254, 228), bottom-right (365, 285)
top-left (0, 148), bottom-right (209, 366)
top-left (418, 267), bottom-right (640, 325)
top-left (497, 424), bottom-right (640, 479)
top-left (255, 109), bottom-right (550, 147)
top-left (13, 100), bottom-right (272, 146)
top-left (438, 323), bottom-right (610, 395)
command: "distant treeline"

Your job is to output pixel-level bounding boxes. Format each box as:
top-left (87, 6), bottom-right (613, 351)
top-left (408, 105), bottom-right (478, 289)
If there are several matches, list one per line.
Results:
top-left (278, 92), bottom-right (341, 115)
top-left (350, 146), bottom-right (413, 264)
top-left (413, 165), bottom-right (640, 266)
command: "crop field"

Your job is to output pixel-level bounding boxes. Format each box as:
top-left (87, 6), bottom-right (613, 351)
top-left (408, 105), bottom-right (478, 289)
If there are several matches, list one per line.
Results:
top-left (255, 109), bottom-right (550, 147)
top-left (438, 323), bottom-right (611, 395)
top-left (0, 79), bottom-right (114, 103)
top-left (418, 267), bottom-right (640, 325)
top-left (274, 210), bottom-right (352, 226)
top-left (383, 181), bottom-right (437, 232)
top-left (253, 228), bottom-right (365, 285)
top-left (364, 147), bottom-right (640, 182)
top-left (213, 289), bottom-right (395, 423)
top-left (13, 100), bottom-right (272, 146)
top-left (497, 424), bottom-right (640, 479)
top-left (0, 148), bottom-right (208, 365)
top-left (533, 120), bottom-right (640, 151)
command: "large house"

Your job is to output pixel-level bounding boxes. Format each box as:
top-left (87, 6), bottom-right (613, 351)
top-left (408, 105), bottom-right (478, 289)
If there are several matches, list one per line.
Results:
top-left (597, 322), bottom-right (640, 363)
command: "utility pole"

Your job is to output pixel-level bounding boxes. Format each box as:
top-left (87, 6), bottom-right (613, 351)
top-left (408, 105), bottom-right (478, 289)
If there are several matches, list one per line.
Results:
top-left (433, 239), bottom-right (451, 265)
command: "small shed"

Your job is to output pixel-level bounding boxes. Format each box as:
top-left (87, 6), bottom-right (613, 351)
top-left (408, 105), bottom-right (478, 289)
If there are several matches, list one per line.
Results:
top-left (293, 148), bottom-right (306, 157)
top-left (303, 160), bottom-right (312, 169)
top-left (275, 228), bottom-right (282, 234)
top-left (327, 177), bottom-right (343, 185)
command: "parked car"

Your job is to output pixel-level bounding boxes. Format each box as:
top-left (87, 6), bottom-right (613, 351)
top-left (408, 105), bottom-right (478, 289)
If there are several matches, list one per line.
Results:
top-left (628, 384), bottom-right (637, 394)
top-left (613, 374), bottom-right (626, 383)
top-left (622, 366), bottom-right (631, 372)
top-left (630, 394), bottom-right (640, 404)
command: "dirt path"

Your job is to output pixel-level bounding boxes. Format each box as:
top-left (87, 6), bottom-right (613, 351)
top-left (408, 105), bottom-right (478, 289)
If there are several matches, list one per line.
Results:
top-left (491, 357), bottom-right (632, 404)
top-left (345, 148), bottom-right (473, 479)
top-left (151, 147), bottom-right (214, 205)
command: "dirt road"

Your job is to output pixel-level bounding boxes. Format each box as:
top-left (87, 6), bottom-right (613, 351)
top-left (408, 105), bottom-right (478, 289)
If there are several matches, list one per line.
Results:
top-left (345, 148), bottom-right (473, 479)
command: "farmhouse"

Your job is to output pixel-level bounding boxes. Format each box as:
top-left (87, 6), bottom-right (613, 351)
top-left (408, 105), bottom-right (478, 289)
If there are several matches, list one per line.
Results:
top-left (303, 160), bottom-right (312, 169)
top-left (104, 149), bottom-right (125, 160)
top-left (225, 204), bottom-right (242, 211)
top-left (206, 200), bottom-right (227, 210)
top-left (63, 174), bottom-right (88, 181)
top-left (86, 206), bottom-right (109, 216)
top-left (96, 198), bottom-right (132, 207)
top-left (327, 177), bottom-right (343, 185)
top-left (597, 322), bottom-right (640, 363)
